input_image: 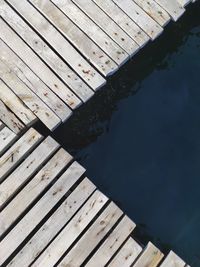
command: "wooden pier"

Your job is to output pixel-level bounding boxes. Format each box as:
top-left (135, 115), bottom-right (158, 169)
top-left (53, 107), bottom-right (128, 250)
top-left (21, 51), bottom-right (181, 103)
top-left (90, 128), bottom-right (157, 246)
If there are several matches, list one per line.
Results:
top-left (0, 128), bottom-right (189, 267)
top-left (0, 0), bottom-right (198, 131)
top-left (0, 0), bottom-right (198, 266)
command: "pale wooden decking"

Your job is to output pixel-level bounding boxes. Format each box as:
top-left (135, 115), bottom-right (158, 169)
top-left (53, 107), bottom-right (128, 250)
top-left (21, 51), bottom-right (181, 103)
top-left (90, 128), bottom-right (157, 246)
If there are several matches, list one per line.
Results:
top-left (0, 0), bottom-right (197, 265)
top-left (0, 123), bottom-right (17, 156)
top-left (0, 0), bottom-right (198, 131)
top-left (0, 128), bottom-right (188, 266)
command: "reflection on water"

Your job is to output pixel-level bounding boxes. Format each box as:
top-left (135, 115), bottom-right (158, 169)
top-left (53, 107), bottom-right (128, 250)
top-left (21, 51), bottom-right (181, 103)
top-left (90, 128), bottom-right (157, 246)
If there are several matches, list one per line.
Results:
top-left (36, 3), bottom-right (200, 266)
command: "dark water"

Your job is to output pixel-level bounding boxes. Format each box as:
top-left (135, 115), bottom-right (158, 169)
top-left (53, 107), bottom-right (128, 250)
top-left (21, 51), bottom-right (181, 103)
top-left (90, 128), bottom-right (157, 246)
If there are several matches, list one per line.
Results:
top-left (37, 3), bottom-right (200, 266)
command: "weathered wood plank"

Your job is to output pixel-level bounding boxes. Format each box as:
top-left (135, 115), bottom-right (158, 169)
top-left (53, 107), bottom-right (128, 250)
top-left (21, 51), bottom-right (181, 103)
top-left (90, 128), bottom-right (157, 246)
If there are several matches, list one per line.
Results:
top-left (108, 237), bottom-right (142, 267)
top-left (133, 0), bottom-right (171, 27)
top-left (0, 148), bottom-right (72, 236)
top-left (7, 178), bottom-right (96, 267)
top-left (0, 99), bottom-right (24, 134)
top-left (113, 0), bottom-right (163, 40)
top-left (0, 1), bottom-right (95, 102)
top-left (0, 18), bottom-right (82, 109)
top-left (29, 0), bottom-right (118, 76)
top-left (31, 195), bottom-right (110, 267)
top-left (0, 136), bottom-right (59, 209)
top-left (0, 161), bottom-right (85, 266)
top-left (72, 0), bottom-right (139, 56)
top-left (93, 0), bottom-right (149, 47)
top-left (50, 0), bottom-right (129, 67)
top-left (0, 39), bottom-right (72, 122)
top-left (0, 80), bottom-right (36, 127)
top-left (6, 0), bottom-right (106, 89)
top-left (132, 242), bottom-right (164, 267)
top-left (154, 0), bottom-right (185, 21)
top-left (0, 127), bottom-right (17, 156)
top-left (177, 0), bottom-right (192, 7)
top-left (0, 128), bottom-right (42, 183)
top-left (57, 202), bottom-right (123, 267)
top-left (0, 59), bottom-right (61, 131)
top-left (85, 216), bottom-right (136, 267)
top-left (159, 251), bottom-right (185, 267)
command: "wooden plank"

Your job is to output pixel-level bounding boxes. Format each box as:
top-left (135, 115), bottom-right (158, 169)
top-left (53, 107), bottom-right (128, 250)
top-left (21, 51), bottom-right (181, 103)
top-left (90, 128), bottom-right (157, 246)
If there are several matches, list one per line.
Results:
top-left (154, 0), bottom-right (185, 21)
top-left (132, 0), bottom-right (171, 27)
top-left (57, 202), bottom-right (123, 267)
top-left (85, 216), bottom-right (136, 267)
top-left (113, 0), bottom-right (163, 40)
top-left (0, 161), bottom-right (85, 266)
top-left (72, 0), bottom-right (139, 56)
top-left (6, 0), bottom-right (106, 89)
top-left (0, 60), bottom-right (61, 131)
top-left (29, 0), bottom-right (118, 76)
top-left (177, 0), bottom-right (192, 7)
top-left (0, 39), bottom-right (72, 122)
top-left (108, 237), bottom-right (142, 267)
top-left (0, 136), bottom-right (59, 209)
top-left (31, 195), bottom-right (110, 267)
top-left (7, 178), bottom-right (96, 267)
top-left (0, 80), bottom-right (36, 127)
top-left (0, 148), bottom-right (72, 236)
top-left (0, 1), bottom-right (95, 103)
top-left (132, 242), bottom-right (164, 267)
top-left (159, 251), bottom-right (185, 267)
top-left (93, 0), bottom-right (150, 47)
top-left (0, 128), bottom-right (42, 183)
top-left (0, 18), bottom-right (82, 109)
top-left (0, 99), bottom-right (24, 134)
top-left (50, 0), bottom-right (129, 67)
top-left (0, 127), bottom-right (17, 156)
